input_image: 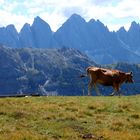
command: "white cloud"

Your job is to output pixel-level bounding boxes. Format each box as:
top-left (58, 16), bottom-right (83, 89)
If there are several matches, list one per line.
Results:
top-left (0, 0), bottom-right (4, 4)
top-left (108, 0), bottom-right (140, 18)
top-left (2, 1), bottom-right (18, 13)
top-left (0, 0), bottom-right (140, 32)
top-left (0, 9), bottom-right (33, 32)
top-left (107, 22), bottom-right (131, 31)
top-left (39, 12), bottom-right (66, 31)
top-left (82, 0), bottom-right (140, 30)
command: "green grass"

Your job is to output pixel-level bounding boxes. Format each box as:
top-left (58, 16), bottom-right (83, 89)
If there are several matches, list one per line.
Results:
top-left (0, 96), bottom-right (140, 140)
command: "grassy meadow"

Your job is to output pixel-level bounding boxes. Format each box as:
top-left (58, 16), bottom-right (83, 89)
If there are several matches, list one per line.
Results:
top-left (0, 96), bottom-right (140, 140)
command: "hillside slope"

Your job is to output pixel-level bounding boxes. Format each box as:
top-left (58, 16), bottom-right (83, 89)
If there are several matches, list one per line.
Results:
top-left (0, 45), bottom-right (96, 96)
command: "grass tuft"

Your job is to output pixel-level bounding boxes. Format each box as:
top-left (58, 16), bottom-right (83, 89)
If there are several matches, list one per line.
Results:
top-left (130, 114), bottom-right (140, 119)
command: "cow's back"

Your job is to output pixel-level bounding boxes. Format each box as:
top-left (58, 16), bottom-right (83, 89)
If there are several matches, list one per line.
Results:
top-left (87, 67), bottom-right (123, 86)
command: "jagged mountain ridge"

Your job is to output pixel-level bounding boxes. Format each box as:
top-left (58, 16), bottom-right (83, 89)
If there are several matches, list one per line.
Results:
top-left (0, 14), bottom-right (140, 64)
top-left (54, 14), bottom-right (140, 64)
top-left (117, 21), bottom-right (140, 55)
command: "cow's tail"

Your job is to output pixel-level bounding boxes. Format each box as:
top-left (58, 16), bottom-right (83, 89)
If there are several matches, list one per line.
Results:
top-left (79, 67), bottom-right (90, 78)
top-left (79, 74), bottom-right (87, 78)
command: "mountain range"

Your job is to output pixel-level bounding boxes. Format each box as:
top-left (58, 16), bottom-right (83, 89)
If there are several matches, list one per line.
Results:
top-left (0, 14), bottom-right (140, 64)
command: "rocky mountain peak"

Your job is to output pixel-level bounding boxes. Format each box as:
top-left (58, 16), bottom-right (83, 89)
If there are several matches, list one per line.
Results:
top-left (88, 19), bottom-right (109, 32)
top-left (32, 16), bottom-right (51, 30)
top-left (118, 26), bottom-right (127, 33)
top-left (129, 21), bottom-right (140, 32)
top-left (31, 16), bottom-right (53, 48)
top-left (68, 13), bottom-right (86, 23)
top-left (21, 23), bottom-right (31, 31)
top-left (6, 24), bottom-right (17, 32)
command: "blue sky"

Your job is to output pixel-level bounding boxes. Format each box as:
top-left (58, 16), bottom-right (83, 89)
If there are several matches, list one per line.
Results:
top-left (0, 0), bottom-right (140, 32)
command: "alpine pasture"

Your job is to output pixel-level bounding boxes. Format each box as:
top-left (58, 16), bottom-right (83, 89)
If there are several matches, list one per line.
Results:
top-left (0, 96), bottom-right (140, 140)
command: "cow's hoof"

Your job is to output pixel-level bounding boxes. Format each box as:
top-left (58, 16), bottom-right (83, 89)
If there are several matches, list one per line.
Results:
top-left (109, 94), bottom-right (114, 96)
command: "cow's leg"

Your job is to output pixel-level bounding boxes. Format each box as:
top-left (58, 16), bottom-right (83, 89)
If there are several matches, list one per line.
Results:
top-left (116, 85), bottom-right (121, 96)
top-left (118, 87), bottom-right (122, 96)
top-left (110, 90), bottom-right (117, 96)
top-left (111, 84), bottom-right (121, 96)
top-left (118, 91), bottom-right (122, 96)
top-left (93, 83), bottom-right (101, 96)
top-left (88, 82), bottom-right (93, 96)
top-left (110, 84), bottom-right (118, 96)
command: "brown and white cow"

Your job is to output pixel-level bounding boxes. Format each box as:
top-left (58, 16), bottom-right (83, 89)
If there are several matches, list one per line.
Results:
top-left (80, 66), bottom-right (133, 96)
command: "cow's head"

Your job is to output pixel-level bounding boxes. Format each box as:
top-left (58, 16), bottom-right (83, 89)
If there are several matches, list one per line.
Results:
top-left (125, 72), bottom-right (134, 83)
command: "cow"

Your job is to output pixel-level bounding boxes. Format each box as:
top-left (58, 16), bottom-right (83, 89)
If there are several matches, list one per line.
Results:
top-left (80, 66), bottom-right (134, 96)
